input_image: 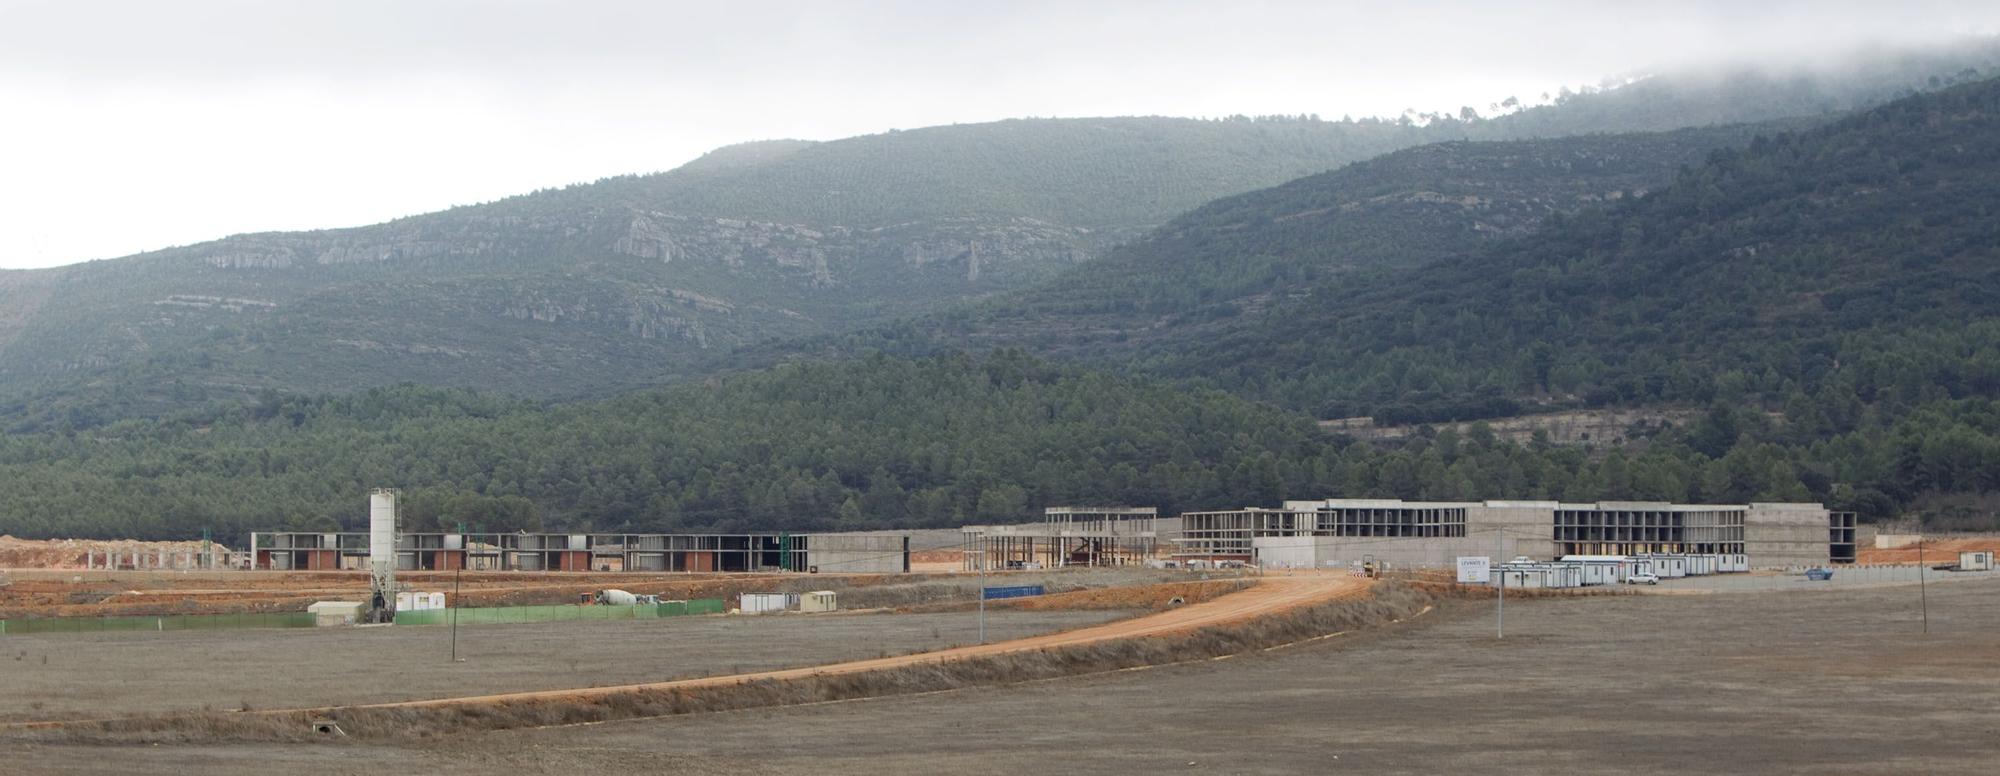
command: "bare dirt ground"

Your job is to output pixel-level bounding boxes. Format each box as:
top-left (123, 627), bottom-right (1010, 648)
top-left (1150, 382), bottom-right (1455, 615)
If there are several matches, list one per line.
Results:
top-left (0, 608), bottom-right (1128, 721)
top-left (10, 576), bottom-right (1994, 774)
top-left (1856, 535), bottom-right (2000, 564)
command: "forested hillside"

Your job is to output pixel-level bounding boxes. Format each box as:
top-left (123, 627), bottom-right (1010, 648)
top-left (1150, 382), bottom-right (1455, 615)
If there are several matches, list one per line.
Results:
top-left (0, 116), bottom-right (1435, 428)
top-left (3, 350), bottom-right (1991, 544)
top-left (0, 349), bottom-right (1973, 546)
top-left (775, 120), bottom-right (1808, 366)
top-left (1148, 75), bottom-right (2000, 423)
top-left (3, 40), bottom-right (1994, 429)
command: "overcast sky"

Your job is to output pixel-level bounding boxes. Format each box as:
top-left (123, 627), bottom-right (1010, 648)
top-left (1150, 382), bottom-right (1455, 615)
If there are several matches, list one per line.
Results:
top-left (1, 1), bottom-right (1997, 270)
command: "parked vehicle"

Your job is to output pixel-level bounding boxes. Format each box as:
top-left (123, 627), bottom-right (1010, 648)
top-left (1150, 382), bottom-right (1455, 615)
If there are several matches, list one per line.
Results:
top-left (1625, 572), bottom-right (1660, 585)
top-left (1804, 568), bottom-right (1835, 581)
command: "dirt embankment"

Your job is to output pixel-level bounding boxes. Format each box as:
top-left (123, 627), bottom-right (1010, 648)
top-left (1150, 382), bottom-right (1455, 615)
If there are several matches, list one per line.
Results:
top-left (994, 578), bottom-right (1252, 611)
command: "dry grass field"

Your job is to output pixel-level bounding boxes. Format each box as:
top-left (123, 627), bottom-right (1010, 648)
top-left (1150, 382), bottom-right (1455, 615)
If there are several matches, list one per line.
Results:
top-left (0, 608), bottom-right (1134, 720)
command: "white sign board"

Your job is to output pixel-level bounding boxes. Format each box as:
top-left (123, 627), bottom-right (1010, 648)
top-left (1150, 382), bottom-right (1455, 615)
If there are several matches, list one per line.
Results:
top-left (1456, 556), bottom-right (1491, 584)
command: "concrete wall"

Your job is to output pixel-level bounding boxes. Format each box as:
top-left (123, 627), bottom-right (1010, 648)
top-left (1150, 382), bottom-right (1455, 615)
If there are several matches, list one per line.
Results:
top-left (1874, 533), bottom-right (1921, 549)
top-left (1251, 535), bottom-right (1322, 568)
top-left (1246, 500), bottom-right (1565, 568)
top-left (1746, 503), bottom-right (1831, 567)
top-left (1251, 532), bottom-right (1555, 570)
top-left (805, 534), bottom-right (909, 574)
top-left (1468, 501), bottom-right (1562, 562)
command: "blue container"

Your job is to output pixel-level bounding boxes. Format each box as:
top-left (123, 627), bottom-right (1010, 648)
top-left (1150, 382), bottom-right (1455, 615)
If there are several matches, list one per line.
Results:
top-left (982, 585), bottom-right (1046, 600)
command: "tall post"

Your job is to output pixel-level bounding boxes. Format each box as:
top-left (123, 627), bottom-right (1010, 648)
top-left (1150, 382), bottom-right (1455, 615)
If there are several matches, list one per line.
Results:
top-left (451, 566), bottom-right (463, 662)
top-left (1917, 525), bottom-right (1929, 636)
top-left (1495, 527), bottom-right (1505, 639)
top-left (978, 550), bottom-right (987, 645)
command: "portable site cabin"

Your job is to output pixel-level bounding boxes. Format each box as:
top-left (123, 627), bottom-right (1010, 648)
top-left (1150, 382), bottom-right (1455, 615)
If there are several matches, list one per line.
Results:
top-left (1718, 554), bottom-right (1749, 573)
top-left (307, 601), bottom-right (366, 627)
top-left (394, 591), bottom-right (447, 612)
top-left (1686, 554), bottom-right (1718, 576)
top-left (1496, 564), bottom-right (1582, 589)
top-left (738, 593), bottom-right (788, 614)
top-left (1561, 555), bottom-right (1647, 583)
top-left (1642, 554), bottom-right (1688, 578)
top-left (799, 590), bottom-right (839, 613)
top-left (1960, 551), bottom-right (1995, 572)
top-left (1574, 562), bottom-right (1617, 586)
top-left (1494, 568), bottom-right (1543, 589)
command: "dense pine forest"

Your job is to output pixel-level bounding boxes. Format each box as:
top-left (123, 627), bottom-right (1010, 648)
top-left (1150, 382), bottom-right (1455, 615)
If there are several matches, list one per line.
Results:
top-left (0, 350), bottom-right (1994, 546)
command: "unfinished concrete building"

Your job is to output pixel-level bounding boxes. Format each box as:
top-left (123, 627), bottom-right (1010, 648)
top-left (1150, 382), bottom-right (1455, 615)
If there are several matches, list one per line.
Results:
top-left (1177, 499), bottom-right (1846, 569)
top-left (961, 506), bottom-right (1161, 570)
top-left (249, 532), bottom-right (908, 574)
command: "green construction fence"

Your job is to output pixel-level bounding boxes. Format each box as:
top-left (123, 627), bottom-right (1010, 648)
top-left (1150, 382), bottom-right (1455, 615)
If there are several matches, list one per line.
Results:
top-left (392, 598), bottom-right (726, 627)
top-left (0, 611), bottom-right (316, 636)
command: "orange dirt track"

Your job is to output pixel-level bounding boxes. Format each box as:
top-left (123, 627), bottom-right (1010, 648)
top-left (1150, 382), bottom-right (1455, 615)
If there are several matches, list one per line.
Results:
top-left (338, 572), bottom-right (1369, 714)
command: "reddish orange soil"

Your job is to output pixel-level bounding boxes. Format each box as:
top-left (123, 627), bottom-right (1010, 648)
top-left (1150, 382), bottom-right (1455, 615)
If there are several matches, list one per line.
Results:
top-left (1855, 536), bottom-right (2000, 565)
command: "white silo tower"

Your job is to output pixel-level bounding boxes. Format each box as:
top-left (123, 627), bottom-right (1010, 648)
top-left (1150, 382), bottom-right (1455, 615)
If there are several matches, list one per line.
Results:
top-left (368, 488), bottom-right (399, 620)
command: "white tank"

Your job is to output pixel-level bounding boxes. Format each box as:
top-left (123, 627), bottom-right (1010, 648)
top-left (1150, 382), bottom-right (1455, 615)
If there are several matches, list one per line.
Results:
top-left (369, 489), bottom-right (398, 574)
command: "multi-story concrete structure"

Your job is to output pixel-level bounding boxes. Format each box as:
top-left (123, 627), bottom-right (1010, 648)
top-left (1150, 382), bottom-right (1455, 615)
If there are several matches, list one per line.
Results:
top-left (962, 506), bottom-right (1161, 570)
top-left (249, 531), bottom-right (908, 574)
top-left (1177, 499), bottom-right (1848, 569)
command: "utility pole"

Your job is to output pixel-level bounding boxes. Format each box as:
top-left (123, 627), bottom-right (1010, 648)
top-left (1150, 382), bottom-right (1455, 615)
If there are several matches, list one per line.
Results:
top-left (1495, 527), bottom-right (1505, 639)
top-left (451, 566), bottom-right (463, 662)
top-left (977, 550), bottom-right (987, 645)
top-left (1916, 515), bottom-right (1929, 636)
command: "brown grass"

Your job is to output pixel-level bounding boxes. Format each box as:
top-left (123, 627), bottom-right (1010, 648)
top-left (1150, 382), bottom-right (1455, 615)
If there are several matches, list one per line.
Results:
top-left (14, 583), bottom-right (1433, 745)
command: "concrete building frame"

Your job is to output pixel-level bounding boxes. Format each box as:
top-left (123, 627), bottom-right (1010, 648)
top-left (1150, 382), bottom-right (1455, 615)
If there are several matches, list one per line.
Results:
top-left (961, 506), bottom-right (1162, 570)
top-left (249, 532), bottom-right (908, 574)
top-left (1177, 499), bottom-right (1843, 569)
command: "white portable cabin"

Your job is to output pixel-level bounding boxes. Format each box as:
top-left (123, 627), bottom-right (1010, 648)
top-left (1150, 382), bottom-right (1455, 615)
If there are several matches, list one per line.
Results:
top-left (1575, 563), bottom-right (1618, 586)
top-left (1494, 568), bottom-right (1545, 589)
top-left (1685, 554), bottom-right (1718, 576)
top-left (799, 590), bottom-right (839, 613)
top-left (1561, 555), bottom-right (1645, 583)
top-left (1960, 551), bottom-right (1995, 571)
top-left (307, 601), bottom-right (365, 627)
top-left (738, 593), bottom-right (788, 614)
top-left (1718, 554), bottom-right (1749, 573)
top-left (1495, 564), bottom-right (1582, 589)
top-left (1641, 554), bottom-right (1688, 578)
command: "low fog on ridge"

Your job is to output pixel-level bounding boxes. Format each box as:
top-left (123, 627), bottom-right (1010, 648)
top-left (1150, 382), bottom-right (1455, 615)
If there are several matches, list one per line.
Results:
top-left (1, 0), bottom-right (1997, 269)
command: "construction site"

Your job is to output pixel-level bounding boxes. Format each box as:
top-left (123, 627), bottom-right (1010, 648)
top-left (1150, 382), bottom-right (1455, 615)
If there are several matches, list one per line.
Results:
top-left (1, 491), bottom-right (1996, 775)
